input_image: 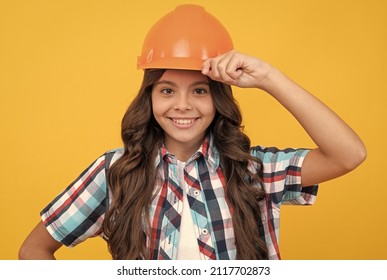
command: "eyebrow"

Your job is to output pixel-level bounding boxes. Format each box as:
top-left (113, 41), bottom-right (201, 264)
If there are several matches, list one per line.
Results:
top-left (154, 80), bottom-right (210, 87)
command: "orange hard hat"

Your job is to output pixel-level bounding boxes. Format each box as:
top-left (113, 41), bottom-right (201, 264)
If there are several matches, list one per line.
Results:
top-left (137, 4), bottom-right (234, 70)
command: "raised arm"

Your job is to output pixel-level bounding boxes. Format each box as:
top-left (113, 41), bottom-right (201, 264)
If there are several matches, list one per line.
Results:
top-left (19, 221), bottom-right (62, 260)
top-left (202, 50), bottom-right (366, 186)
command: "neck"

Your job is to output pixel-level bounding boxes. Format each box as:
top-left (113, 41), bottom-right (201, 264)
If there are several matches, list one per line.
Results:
top-left (164, 137), bottom-right (205, 162)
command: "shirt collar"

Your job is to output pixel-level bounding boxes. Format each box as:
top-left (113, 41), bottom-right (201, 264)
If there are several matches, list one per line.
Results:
top-left (155, 133), bottom-right (220, 169)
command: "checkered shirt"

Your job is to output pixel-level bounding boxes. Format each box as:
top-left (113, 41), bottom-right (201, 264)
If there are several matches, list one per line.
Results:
top-left (41, 135), bottom-right (318, 260)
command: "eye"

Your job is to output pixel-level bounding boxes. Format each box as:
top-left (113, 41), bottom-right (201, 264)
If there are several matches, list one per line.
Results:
top-left (194, 88), bottom-right (207, 95)
top-left (161, 88), bottom-right (174, 95)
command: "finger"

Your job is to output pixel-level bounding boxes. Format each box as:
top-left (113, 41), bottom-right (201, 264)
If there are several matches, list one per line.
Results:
top-left (207, 61), bottom-right (236, 85)
top-left (209, 59), bottom-right (221, 80)
top-left (201, 59), bottom-right (211, 75)
top-left (224, 51), bottom-right (246, 78)
top-left (202, 51), bottom-right (227, 75)
top-left (216, 53), bottom-right (242, 84)
top-left (202, 51), bottom-right (239, 85)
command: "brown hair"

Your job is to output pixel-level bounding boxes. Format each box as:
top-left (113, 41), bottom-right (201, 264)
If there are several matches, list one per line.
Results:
top-left (103, 69), bottom-right (268, 259)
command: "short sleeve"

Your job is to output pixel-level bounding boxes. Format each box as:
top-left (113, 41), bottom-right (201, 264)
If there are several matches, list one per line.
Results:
top-left (40, 149), bottom-right (122, 247)
top-left (250, 146), bottom-right (318, 207)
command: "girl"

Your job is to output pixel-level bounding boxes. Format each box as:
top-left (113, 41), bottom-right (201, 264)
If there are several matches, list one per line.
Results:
top-left (19, 5), bottom-right (366, 260)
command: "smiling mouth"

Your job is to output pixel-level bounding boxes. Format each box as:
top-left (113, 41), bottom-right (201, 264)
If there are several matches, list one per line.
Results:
top-left (170, 118), bottom-right (198, 125)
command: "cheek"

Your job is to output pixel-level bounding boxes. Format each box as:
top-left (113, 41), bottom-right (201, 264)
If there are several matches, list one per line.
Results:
top-left (151, 96), bottom-right (171, 122)
top-left (203, 97), bottom-right (216, 118)
top-left (151, 93), bottom-right (162, 117)
top-left (152, 103), bottom-right (167, 119)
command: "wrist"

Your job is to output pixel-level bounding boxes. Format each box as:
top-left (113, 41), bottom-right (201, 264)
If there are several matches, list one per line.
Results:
top-left (257, 66), bottom-right (286, 93)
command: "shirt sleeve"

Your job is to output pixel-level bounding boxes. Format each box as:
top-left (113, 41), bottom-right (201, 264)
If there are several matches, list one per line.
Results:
top-left (250, 146), bottom-right (318, 207)
top-left (40, 151), bottom-right (116, 247)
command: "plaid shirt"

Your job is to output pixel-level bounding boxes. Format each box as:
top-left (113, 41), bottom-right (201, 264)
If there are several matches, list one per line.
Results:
top-left (41, 135), bottom-right (318, 260)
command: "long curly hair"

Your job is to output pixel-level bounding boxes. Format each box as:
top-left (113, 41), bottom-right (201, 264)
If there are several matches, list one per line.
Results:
top-left (102, 69), bottom-right (268, 259)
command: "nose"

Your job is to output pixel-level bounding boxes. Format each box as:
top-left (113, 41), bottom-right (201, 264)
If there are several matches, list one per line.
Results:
top-left (174, 92), bottom-right (192, 111)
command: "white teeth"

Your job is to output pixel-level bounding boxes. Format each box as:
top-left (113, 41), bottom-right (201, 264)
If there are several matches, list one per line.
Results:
top-left (172, 118), bottom-right (195, 125)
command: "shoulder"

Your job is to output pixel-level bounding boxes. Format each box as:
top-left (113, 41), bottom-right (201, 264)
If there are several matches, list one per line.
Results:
top-left (102, 148), bottom-right (125, 167)
top-left (250, 145), bottom-right (310, 163)
top-left (104, 147), bottom-right (124, 156)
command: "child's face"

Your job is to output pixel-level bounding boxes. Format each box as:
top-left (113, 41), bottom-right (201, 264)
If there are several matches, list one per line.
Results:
top-left (152, 69), bottom-right (216, 158)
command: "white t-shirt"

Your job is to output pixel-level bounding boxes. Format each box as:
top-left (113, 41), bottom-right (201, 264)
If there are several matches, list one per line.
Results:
top-left (176, 160), bottom-right (201, 260)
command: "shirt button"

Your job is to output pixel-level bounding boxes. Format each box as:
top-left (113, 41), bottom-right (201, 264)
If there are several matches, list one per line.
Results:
top-left (201, 228), bottom-right (208, 235)
top-left (193, 190), bottom-right (200, 196)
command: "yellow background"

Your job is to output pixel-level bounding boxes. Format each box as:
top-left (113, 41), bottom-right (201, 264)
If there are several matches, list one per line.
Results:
top-left (1, 0), bottom-right (386, 260)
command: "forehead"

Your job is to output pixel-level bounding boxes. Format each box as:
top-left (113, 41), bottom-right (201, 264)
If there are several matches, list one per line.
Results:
top-left (158, 69), bottom-right (209, 83)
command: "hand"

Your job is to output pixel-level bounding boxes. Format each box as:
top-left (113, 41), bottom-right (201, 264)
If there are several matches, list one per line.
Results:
top-left (204, 51), bottom-right (366, 186)
top-left (201, 50), bottom-right (273, 89)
